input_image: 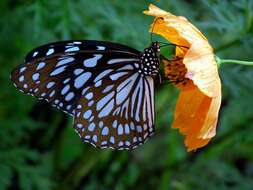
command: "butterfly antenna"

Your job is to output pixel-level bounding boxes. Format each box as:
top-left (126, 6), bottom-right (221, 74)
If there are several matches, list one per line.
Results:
top-left (159, 42), bottom-right (189, 50)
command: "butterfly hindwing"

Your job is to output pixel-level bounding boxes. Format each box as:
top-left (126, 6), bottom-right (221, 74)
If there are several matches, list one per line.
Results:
top-left (73, 65), bottom-right (155, 149)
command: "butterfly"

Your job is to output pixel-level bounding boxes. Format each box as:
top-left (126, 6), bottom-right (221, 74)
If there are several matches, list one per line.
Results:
top-left (11, 40), bottom-right (162, 150)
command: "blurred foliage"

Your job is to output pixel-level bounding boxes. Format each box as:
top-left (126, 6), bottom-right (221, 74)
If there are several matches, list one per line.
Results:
top-left (0, 0), bottom-right (253, 189)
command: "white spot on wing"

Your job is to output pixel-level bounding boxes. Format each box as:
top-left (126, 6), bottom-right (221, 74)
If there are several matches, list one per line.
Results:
top-left (81, 87), bottom-right (89, 95)
top-left (49, 90), bottom-right (55, 97)
top-left (19, 67), bottom-right (26, 73)
top-left (116, 73), bottom-right (137, 105)
top-left (102, 127), bottom-right (109, 135)
top-left (46, 48), bottom-right (54, 56)
top-left (125, 124), bottom-right (130, 134)
top-left (84, 135), bottom-right (90, 139)
top-left (88, 100), bottom-right (94, 107)
top-left (73, 41), bottom-right (82, 44)
top-left (110, 136), bottom-right (115, 144)
top-left (61, 84), bottom-right (70, 95)
top-left (97, 46), bottom-right (105, 50)
top-left (74, 68), bottom-right (84, 75)
top-left (92, 135), bottom-right (98, 142)
top-left (110, 72), bottom-right (128, 81)
top-left (118, 141), bottom-right (123, 146)
top-left (46, 82), bottom-right (55, 89)
top-left (117, 65), bottom-right (134, 71)
top-left (98, 99), bottom-right (114, 118)
top-left (112, 120), bottom-right (117, 128)
top-left (50, 66), bottom-right (67, 76)
top-left (65, 46), bottom-right (80, 52)
top-left (88, 123), bottom-right (95, 131)
top-left (95, 80), bottom-right (102, 87)
top-left (102, 85), bottom-right (114, 93)
top-left (56, 57), bottom-right (74, 67)
top-left (76, 123), bottom-right (83, 129)
top-left (85, 92), bottom-right (93, 100)
top-left (108, 58), bottom-right (138, 64)
top-left (94, 69), bottom-right (112, 82)
top-left (36, 62), bottom-right (46, 70)
top-left (134, 79), bottom-right (143, 122)
top-left (117, 124), bottom-right (123, 135)
top-left (137, 125), bottom-right (142, 133)
top-left (99, 121), bottom-right (103, 128)
top-left (65, 92), bottom-right (74, 101)
top-left (32, 51), bottom-right (38, 57)
top-left (19, 75), bottom-right (24, 82)
top-left (32, 73), bottom-right (40, 81)
top-left (83, 54), bottom-right (102, 67)
top-left (63, 78), bottom-right (70, 84)
top-left (83, 110), bottom-right (92, 119)
top-left (96, 91), bottom-right (114, 111)
top-left (74, 72), bottom-right (91, 89)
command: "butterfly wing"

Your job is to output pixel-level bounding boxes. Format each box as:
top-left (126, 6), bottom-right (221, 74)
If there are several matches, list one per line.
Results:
top-left (74, 66), bottom-right (155, 149)
top-left (11, 40), bottom-right (140, 115)
top-left (11, 40), bottom-right (155, 149)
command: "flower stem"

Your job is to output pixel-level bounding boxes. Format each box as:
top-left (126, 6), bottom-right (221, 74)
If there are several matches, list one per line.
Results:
top-left (220, 59), bottom-right (253, 66)
top-left (216, 56), bottom-right (253, 66)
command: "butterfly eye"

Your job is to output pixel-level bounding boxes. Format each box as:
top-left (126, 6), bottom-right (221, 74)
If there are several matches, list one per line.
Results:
top-left (11, 40), bottom-right (160, 150)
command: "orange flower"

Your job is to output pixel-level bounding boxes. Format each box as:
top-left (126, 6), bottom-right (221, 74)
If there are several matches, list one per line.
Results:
top-left (144, 4), bottom-right (222, 151)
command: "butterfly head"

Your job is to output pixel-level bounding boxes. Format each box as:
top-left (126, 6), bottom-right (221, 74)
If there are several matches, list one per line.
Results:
top-left (139, 42), bottom-right (160, 77)
top-left (151, 42), bottom-right (160, 54)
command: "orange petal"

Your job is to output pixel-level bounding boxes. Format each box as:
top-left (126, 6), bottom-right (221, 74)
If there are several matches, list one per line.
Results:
top-left (198, 89), bottom-right (221, 139)
top-left (144, 4), bottom-right (208, 47)
top-left (146, 16), bottom-right (190, 48)
top-left (143, 4), bottom-right (171, 17)
top-left (172, 87), bottom-right (220, 151)
top-left (183, 42), bottom-right (221, 98)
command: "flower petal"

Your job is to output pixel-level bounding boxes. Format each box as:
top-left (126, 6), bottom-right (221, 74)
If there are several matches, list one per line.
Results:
top-left (172, 87), bottom-right (220, 151)
top-left (198, 89), bottom-right (221, 139)
top-left (183, 42), bottom-right (221, 98)
top-left (143, 4), bottom-right (171, 17)
top-left (144, 4), bottom-right (208, 47)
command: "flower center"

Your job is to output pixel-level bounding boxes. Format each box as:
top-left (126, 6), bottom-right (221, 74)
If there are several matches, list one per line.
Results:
top-left (163, 57), bottom-right (193, 88)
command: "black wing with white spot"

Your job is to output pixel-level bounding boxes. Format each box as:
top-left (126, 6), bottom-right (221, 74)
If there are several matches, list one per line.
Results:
top-left (11, 40), bottom-right (140, 115)
top-left (11, 40), bottom-right (159, 150)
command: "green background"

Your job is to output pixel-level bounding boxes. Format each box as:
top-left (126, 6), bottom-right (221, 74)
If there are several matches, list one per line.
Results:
top-left (1, 0), bottom-right (253, 189)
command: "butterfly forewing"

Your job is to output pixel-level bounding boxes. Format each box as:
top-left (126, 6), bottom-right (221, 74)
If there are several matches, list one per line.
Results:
top-left (11, 41), bottom-right (139, 115)
top-left (11, 40), bottom-right (157, 149)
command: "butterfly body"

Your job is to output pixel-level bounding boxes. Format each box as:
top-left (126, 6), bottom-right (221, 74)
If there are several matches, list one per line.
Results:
top-left (11, 40), bottom-right (160, 150)
top-left (139, 42), bottom-right (160, 77)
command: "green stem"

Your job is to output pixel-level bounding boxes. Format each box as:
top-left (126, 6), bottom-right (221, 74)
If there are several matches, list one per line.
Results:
top-left (219, 59), bottom-right (253, 66)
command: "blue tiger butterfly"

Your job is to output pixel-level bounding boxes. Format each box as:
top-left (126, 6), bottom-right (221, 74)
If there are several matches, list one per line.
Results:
top-left (11, 40), bottom-right (162, 150)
